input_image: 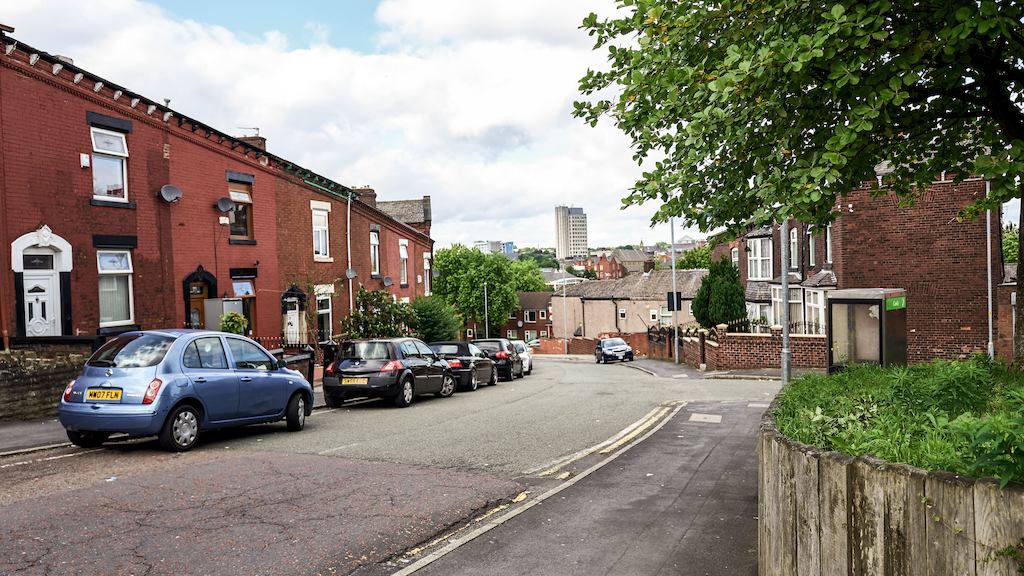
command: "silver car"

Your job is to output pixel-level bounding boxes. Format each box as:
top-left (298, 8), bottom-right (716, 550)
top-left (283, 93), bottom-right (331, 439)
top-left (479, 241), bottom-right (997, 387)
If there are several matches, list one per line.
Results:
top-left (511, 340), bottom-right (533, 375)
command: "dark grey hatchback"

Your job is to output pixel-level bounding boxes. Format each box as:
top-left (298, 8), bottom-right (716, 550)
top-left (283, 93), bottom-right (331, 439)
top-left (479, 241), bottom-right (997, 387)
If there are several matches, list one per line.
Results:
top-left (322, 338), bottom-right (456, 408)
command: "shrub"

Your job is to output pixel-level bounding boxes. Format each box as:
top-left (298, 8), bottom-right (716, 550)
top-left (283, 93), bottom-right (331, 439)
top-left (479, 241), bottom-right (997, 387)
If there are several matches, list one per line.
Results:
top-left (411, 296), bottom-right (461, 343)
top-left (219, 311), bottom-right (248, 335)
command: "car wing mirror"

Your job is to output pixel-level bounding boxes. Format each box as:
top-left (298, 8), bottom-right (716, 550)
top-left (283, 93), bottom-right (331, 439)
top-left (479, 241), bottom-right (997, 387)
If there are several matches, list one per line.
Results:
top-left (277, 359), bottom-right (288, 370)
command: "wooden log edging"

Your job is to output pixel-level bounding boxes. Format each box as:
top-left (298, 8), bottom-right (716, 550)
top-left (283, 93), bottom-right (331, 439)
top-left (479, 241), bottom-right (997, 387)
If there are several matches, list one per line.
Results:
top-left (759, 404), bottom-right (1024, 576)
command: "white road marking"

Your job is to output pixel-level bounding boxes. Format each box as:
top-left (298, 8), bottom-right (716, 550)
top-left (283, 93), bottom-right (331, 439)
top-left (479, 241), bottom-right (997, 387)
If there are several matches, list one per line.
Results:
top-left (688, 413), bottom-right (723, 423)
top-left (0, 448), bottom-right (102, 469)
top-left (317, 442), bottom-right (361, 455)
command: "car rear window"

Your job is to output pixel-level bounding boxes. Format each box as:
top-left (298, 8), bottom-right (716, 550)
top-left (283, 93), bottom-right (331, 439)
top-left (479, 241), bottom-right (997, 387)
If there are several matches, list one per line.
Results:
top-left (475, 341), bottom-right (500, 352)
top-left (88, 334), bottom-right (175, 368)
top-left (430, 344), bottom-right (462, 355)
top-left (339, 341), bottom-right (392, 360)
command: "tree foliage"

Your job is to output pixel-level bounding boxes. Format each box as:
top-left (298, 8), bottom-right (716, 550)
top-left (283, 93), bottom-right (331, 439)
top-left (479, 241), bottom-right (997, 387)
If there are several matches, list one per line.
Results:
top-left (518, 248), bottom-right (560, 270)
top-left (691, 258), bottom-right (748, 330)
top-left (676, 245), bottom-right (711, 270)
top-left (219, 311), bottom-right (248, 335)
top-left (510, 259), bottom-right (551, 292)
top-left (576, 1), bottom-right (1024, 230)
top-left (411, 296), bottom-right (462, 343)
top-left (339, 287), bottom-right (415, 339)
top-left (1004, 224), bottom-right (1019, 264)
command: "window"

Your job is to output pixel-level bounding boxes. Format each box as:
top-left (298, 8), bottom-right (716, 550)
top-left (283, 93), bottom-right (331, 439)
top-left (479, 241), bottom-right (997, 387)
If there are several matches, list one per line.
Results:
top-left (89, 334), bottom-right (173, 368)
top-left (747, 237), bottom-right (772, 280)
top-left (415, 341), bottom-right (435, 357)
top-left (232, 280), bottom-right (256, 335)
top-left (805, 290), bottom-right (826, 334)
top-left (227, 338), bottom-right (275, 370)
top-left (370, 231), bottom-right (380, 276)
top-left (618, 308), bottom-right (627, 320)
top-left (312, 209), bottom-right (329, 260)
top-left (525, 330), bottom-right (537, 341)
top-left (540, 330), bottom-right (548, 338)
top-left (399, 240), bottom-right (409, 286)
top-left (229, 183), bottom-right (253, 239)
top-left (808, 232), bottom-right (816, 267)
top-left (97, 250), bottom-right (133, 326)
top-left (183, 337), bottom-right (228, 369)
top-left (789, 228), bottom-right (799, 269)
top-left (90, 127), bottom-right (128, 202)
top-left (509, 311), bottom-right (517, 320)
top-left (315, 285), bottom-right (333, 340)
top-left (826, 224), bottom-right (833, 263)
top-left (525, 310), bottom-right (537, 323)
top-left (539, 310), bottom-right (547, 320)
top-left (466, 328), bottom-right (474, 339)
top-left (731, 247), bottom-right (739, 267)
top-left (507, 330), bottom-right (518, 339)
top-left (650, 309), bottom-right (659, 322)
top-left (423, 253), bottom-right (432, 295)
top-left (771, 286), bottom-right (804, 327)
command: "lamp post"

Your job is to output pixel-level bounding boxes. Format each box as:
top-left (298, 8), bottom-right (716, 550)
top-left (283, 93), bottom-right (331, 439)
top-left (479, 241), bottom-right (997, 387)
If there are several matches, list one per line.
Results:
top-left (483, 281), bottom-right (490, 338)
top-left (670, 217), bottom-right (679, 364)
top-left (562, 279), bottom-right (568, 355)
top-left (781, 218), bottom-right (791, 385)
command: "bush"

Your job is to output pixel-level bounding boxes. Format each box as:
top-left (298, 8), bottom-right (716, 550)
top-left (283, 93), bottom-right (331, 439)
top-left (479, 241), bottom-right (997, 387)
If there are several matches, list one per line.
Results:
top-left (774, 358), bottom-right (1024, 487)
top-left (411, 297), bottom-right (461, 343)
top-left (219, 311), bottom-right (248, 335)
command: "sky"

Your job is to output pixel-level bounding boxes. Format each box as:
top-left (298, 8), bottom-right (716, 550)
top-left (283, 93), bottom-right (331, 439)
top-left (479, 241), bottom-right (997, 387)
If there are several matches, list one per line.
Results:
top-left (4, 0), bottom-right (691, 249)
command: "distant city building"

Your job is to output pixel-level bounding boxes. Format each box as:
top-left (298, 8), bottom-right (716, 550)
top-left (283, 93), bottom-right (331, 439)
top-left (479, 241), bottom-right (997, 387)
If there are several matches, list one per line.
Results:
top-left (473, 240), bottom-right (503, 254)
top-left (502, 241), bottom-right (516, 255)
top-left (555, 206), bottom-right (588, 260)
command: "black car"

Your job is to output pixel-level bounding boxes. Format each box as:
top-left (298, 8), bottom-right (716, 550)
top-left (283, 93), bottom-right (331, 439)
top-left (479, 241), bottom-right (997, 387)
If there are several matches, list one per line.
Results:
top-left (595, 337), bottom-right (634, 363)
top-left (322, 338), bottom-right (456, 408)
top-left (473, 338), bottom-right (523, 381)
top-left (428, 341), bottom-right (497, 391)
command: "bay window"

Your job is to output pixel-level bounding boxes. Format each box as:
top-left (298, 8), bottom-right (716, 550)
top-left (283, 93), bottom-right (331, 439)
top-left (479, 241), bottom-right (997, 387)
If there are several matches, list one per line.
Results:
top-left (805, 290), bottom-right (826, 334)
top-left (97, 250), bottom-right (134, 326)
top-left (771, 286), bottom-right (803, 328)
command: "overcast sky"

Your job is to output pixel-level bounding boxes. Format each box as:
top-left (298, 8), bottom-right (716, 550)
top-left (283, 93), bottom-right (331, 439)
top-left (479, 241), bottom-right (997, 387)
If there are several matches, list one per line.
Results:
top-left (5, 0), bottom-right (695, 249)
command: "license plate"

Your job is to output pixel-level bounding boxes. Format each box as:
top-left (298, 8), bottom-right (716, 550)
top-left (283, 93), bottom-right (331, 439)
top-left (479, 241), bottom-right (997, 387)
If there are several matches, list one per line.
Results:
top-left (86, 388), bottom-right (122, 401)
top-left (341, 377), bottom-right (368, 385)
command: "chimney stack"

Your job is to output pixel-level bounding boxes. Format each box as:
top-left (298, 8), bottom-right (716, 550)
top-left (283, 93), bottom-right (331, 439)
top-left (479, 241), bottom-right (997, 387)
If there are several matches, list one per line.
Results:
top-left (237, 135), bottom-right (266, 151)
top-left (353, 186), bottom-right (376, 208)
top-left (0, 23), bottom-right (14, 36)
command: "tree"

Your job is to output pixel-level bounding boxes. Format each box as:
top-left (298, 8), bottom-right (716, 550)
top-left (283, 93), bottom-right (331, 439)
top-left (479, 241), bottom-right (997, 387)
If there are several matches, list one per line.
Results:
top-left (1005, 224), bottom-right (1019, 264)
top-left (676, 246), bottom-right (711, 270)
top-left (339, 287), bottom-right (415, 338)
top-left (510, 259), bottom-right (551, 292)
top-left (518, 248), bottom-right (559, 270)
top-left (576, 2), bottom-right (1024, 360)
top-left (433, 245), bottom-right (521, 337)
top-left (691, 258), bottom-right (748, 330)
top-left (411, 296), bottom-right (462, 342)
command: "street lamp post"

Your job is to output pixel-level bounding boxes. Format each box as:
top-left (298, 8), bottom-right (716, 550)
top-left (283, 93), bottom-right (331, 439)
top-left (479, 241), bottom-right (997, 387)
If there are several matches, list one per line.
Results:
top-left (483, 281), bottom-right (490, 338)
top-left (562, 280), bottom-right (568, 355)
top-left (670, 217), bottom-right (679, 364)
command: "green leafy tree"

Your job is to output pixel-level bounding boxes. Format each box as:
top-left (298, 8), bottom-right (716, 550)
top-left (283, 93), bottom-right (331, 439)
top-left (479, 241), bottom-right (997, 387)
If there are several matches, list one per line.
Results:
top-left (411, 296), bottom-right (462, 343)
top-left (576, 1), bottom-right (1024, 359)
top-left (518, 248), bottom-right (560, 269)
top-left (433, 245), bottom-right (520, 337)
top-left (1004, 225), bottom-right (1019, 264)
top-left (339, 287), bottom-right (415, 338)
top-left (510, 259), bottom-right (551, 292)
top-left (676, 246), bottom-right (711, 270)
top-left (691, 258), bottom-right (748, 330)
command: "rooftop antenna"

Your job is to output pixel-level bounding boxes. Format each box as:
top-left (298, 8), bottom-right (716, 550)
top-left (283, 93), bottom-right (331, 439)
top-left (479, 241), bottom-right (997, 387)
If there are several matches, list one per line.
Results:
top-left (163, 98), bottom-right (171, 107)
top-left (237, 126), bottom-right (260, 137)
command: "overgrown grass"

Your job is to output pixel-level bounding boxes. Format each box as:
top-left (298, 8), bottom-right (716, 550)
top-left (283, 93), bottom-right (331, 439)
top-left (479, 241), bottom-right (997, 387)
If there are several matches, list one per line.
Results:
top-left (773, 356), bottom-right (1024, 487)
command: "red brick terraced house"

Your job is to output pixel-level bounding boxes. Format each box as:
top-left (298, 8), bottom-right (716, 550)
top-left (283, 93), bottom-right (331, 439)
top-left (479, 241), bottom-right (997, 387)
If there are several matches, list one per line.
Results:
top-left (710, 177), bottom-right (1002, 362)
top-left (501, 292), bottom-right (554, 342)
top-left (0, 29), bottom-right (433, 349)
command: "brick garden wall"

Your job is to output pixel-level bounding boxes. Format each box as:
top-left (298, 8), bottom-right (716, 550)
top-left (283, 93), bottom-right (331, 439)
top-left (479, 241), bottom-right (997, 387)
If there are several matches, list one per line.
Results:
top-left (0, 350), bottom-right (86, 421)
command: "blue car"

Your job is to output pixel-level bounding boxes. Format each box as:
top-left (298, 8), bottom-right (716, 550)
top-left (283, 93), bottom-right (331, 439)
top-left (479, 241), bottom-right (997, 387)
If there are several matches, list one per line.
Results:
top-left (58, 330), bottom-right (313, 452)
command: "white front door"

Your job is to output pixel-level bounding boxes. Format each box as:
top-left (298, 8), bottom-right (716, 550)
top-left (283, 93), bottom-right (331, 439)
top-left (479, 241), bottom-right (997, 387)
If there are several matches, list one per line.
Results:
top-left (24, 273), bottom-right (60, 337)
top-left (283, 299), bottom-right (303, 344)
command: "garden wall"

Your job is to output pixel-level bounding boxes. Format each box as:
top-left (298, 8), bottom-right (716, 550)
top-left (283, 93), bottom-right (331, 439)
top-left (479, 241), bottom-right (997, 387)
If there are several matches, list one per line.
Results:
top-left (0, 350), bottom-right (87, 422)
top-left (759, 409), bottom-right (1024, 576)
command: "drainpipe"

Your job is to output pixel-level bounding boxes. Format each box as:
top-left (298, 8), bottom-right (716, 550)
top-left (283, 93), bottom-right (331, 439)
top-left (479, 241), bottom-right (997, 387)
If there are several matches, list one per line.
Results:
top-left (986, 181), bottom-right (994, 359)
top-left (346, 191), bottom-right (353, 313)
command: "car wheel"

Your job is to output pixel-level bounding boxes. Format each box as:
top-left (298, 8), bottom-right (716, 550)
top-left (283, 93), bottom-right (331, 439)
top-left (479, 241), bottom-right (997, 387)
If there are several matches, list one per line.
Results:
top-left (437, 374), bottom-right (456, 398)
top-left (286, 393), bottom-right (306, 431)
top-left (489, 366), bottom-right (498, 386)
top-left (468, 371), bottom-right (480, 391)
top-left (159, 404), bottom-right (201, 452)
top-left (394, 378), bottom-right (414, 408)
top-left (66, 430), bottom-right (109, 448)
top-left (526, 361), bottom-right (532, 375)
top-left (324, 394), bottom-right (343, 408)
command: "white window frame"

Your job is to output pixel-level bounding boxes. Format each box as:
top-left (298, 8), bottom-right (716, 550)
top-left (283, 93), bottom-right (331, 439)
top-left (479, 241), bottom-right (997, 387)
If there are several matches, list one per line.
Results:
top-left (423, 253), bottom-right (432, 295)
top-left (90, 127), bottom-right (129, 202)
top-left (618, 308), bottom-right (627, 320)
top-left (315, 284), bottom-right (333, 340)
top-left (771, 286), bottom-right (804, 327)
top-left (525, 310), bottom-right (537, 323)
top-left (826, 224), bottom-right (833, 263)
top-left (808, 231), bottom-right (816, 267)
top-left (650, 309), bottom-right (658, 322)
top-left (525, 330), bottom-right (537, 342)
top-left (540, 330), bottom-right (548, 338)
top-left (730, 247), bottom-right (739, 267)
top-left (370, 231), bottom-right (380, 276)
top-left (789, 228), bottom-right (799, 269)
top-left (539, 310), bottom-right (547, 320)
top-left (509, 310), bottom-right (517, 320)
top-left (96, 249), bottom-right (134, 327)
top-left (507, 329), bottom-right (517, 339)
top-left (399, 239), bottom-right (409, 286)
top-left (312, 208), bottom-right (330, 261)
top-left (805, 289), bottom-right (825, 335)
top-left (747, 237), bottom-right (773, 280)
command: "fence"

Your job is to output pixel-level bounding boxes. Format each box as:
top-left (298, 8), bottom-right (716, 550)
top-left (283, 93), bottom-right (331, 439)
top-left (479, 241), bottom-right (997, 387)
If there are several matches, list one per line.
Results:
top-left (759, 406), bottom-right (1024, 576)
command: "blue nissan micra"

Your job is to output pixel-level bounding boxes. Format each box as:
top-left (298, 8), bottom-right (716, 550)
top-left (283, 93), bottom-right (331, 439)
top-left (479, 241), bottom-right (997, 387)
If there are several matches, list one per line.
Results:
top-left (58, 330), bottom-right (313, 451)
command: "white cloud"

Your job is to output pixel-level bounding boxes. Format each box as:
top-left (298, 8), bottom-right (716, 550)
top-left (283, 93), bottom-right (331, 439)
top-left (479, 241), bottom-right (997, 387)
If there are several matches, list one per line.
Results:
top-left (4, 0), bottom-right (687, 249)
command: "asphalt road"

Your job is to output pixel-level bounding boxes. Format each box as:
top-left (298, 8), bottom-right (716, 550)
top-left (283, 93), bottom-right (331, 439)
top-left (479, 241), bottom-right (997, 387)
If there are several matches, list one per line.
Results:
top-left (0, 358), bottom-right (778, 575)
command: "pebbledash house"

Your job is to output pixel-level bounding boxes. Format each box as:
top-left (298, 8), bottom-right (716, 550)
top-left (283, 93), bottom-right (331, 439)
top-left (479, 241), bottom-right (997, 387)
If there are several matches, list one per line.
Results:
top-left (710, 175), bottom-right (1003, 363)
top-left (0, 26), bottom-right (433, 349)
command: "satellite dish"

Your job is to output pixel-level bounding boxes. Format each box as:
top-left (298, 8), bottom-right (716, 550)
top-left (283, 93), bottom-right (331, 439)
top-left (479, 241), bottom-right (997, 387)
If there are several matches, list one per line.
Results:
top-left (215, 197), bottom-right (235, 213)
top-left (382, 276), bottom-right (394, 287)
top-left (345, 268), bottom-right (357, 280)
top-left (158, 184), bottom-right (182, 203)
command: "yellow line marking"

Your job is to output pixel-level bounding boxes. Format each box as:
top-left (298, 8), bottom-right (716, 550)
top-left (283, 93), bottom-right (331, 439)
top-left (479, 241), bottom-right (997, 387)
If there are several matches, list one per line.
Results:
top-left (599, 406), bottom-right (672, 455)
top-left (404, 491), bottom-right (530, 557)
top-left (534, 406), bottom-right (665, 477)
top-left (556, 471), bottom-right (571, 480)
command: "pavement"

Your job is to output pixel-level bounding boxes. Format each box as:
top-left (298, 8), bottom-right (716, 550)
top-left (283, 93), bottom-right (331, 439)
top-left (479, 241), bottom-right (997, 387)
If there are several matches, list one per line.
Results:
top-left (629, 357), bottom-right (826, 381)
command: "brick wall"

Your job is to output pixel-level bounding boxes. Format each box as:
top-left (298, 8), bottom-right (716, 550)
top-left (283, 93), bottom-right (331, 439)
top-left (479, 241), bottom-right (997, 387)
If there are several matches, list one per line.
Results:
top-left (712, 329), bottom-right (827, 369)
top-left (0, 350), bottom-right (85, 421)
top-left (996, 283), bottom-right (1014, 361)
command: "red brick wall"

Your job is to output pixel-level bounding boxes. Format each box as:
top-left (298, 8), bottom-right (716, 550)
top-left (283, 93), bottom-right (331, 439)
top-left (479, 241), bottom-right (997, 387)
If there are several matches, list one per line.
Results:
top-left (712, 331), bottom-right (827, 369)
top-left (996, 284), bottom-right (1014, 362)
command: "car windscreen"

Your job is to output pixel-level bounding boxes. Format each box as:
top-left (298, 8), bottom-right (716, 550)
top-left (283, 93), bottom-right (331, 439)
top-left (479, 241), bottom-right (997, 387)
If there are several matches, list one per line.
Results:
top-left (603, 338), bottom-right (627, 348)
top-left (430, 344), bottom-right (462, 355)
top-left (339, 341), bottom-right (392, 360)
top-left (475, 341), bottom-right (501, 353)
top-left (88, 334), bottom-right (176, 368)
top-left (513, 342), bottom-right (527, 352)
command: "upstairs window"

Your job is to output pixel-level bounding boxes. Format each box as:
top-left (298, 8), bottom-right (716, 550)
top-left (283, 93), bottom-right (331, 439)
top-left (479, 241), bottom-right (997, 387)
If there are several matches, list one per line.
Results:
top-left (826, 224), bottom-right (833, 263)
top-left (399, 240), bottom-right (409, 286)
top-left (747, 237), bottom-right (773, 280)
top-left (730, 247), bottom-right (739, 267)
top-left (229, 184), bottom-right (253, 240)
top-left (370, 231), bottom-right (380, 276)
top-left (525, 310), bottom-right (537, 323)
top-left (789, 228), bottom-right (799, 269)
top-left (423, 253), bottom-right (432, 295)
top-left (312, 209), bottom-right (330, 259)
top-left (808, 232), bottom-right (816, 267)
top-left (91, 128), bottom-right (128, 202)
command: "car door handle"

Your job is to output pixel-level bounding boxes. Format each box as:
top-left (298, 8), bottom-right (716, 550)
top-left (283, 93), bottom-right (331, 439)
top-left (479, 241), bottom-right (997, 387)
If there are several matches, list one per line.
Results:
top-left (194, 377), bottom-right (207, 383)
top-left (240, 376), bottom-right (253, 382)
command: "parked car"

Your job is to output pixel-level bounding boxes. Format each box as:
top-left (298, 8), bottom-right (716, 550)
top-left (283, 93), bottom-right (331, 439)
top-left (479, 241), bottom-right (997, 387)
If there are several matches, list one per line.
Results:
top-left (511, 340), bottom-right (534, 375)
top-left (526, 338), bottom-right (540, 348)
top-left (595, 337), bottom-right (634, 363)
top-left (428, 341), bottom-right (496, 390)
top-left (474, 338), bottom-right (523, 380)
top-left (58, 330), bottom-right (313, 452)
top-left (322, 338), bottom-right (456, 408)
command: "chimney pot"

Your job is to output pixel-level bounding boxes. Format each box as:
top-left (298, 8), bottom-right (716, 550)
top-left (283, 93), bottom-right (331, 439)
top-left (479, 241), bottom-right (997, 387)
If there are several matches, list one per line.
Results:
top-left (237, 135), bottom-right (266, 151)
top-left (353, 186), bottom-right (376, 208)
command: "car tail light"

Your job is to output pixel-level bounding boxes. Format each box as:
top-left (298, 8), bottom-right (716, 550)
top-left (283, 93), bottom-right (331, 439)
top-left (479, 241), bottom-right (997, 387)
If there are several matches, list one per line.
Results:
top-left (448, 359), bottom-right (462, 368)
top-left (495, 351), bottom-right (509, 359)
top-left (142, 379), bottom-right (163, 405)
top-left (324, 362), bottom-right (335, 376)
top-left (380, 360), bottom-right (403, 373)
top-left (62, 379), bottom-right (76, 402)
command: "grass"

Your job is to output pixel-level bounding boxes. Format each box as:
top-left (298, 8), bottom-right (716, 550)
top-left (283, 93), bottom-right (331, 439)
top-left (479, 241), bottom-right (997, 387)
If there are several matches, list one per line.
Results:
top-left (772, 356), bottom-right (1024, 487)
